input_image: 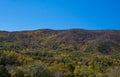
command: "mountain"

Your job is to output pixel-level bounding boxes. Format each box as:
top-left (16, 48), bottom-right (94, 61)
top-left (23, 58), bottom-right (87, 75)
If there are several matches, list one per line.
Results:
top-left (0, 29), bottom-right (120, 54)
top-left (0, 29), bottom-right (120, 77)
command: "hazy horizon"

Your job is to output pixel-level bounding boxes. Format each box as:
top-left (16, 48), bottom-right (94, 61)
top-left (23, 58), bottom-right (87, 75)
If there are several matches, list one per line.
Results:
top-left (0, 28), bottom-right (120, 32)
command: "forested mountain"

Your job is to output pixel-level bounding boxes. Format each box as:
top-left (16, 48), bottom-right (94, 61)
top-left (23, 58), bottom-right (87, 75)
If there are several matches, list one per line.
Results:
top-left (0, 29), bottom-right (120, 77)
top-left (0, 29), bottom-right (120, 54)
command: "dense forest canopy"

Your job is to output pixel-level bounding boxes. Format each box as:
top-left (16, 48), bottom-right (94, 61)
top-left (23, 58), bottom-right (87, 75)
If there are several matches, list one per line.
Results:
top-left (0, 29), bottom-right (120, 77)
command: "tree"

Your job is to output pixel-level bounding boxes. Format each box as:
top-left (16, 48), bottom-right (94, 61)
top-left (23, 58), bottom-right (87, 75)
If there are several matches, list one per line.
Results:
top-left (0, 65), bottom-right (11, 77)
top-left (24, 61), bottom-right (54, 77)
top-left (108, 67), bottom-right (120, 77)
top-left (15, 67), bottom-right (24, 77)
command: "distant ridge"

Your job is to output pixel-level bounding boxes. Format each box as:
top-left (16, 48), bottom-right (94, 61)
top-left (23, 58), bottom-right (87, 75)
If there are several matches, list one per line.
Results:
top-left (1, 28), bottom-right (120, 32)
top-left (0, 28), bottom-right (120, 54)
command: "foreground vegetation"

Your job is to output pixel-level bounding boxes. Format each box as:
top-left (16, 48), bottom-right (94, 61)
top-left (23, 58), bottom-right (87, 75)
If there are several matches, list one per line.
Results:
top-left (0, 50), bottom-right (120, 77)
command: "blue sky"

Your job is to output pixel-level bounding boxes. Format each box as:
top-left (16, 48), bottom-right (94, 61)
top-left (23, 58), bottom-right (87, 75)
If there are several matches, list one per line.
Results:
top-left (0, 0), bottom-right (120, 31)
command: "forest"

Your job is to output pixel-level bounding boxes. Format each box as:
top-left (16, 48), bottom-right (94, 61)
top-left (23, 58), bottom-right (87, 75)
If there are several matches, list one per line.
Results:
top-left (0, 29), bottom-right (120, 77)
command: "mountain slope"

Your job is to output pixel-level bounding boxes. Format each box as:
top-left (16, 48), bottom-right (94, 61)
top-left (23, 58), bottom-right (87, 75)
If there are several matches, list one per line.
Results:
top-left (0, 29), bottom-right (120, 54)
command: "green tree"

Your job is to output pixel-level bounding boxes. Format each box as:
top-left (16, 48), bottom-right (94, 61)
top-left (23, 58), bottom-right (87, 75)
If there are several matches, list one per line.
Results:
top-left (25, 61), bottom-right (54, 77)
top-left (15, 68), bottom-right (24, 77)
top-left (0, 65), bottom-right (11, 77)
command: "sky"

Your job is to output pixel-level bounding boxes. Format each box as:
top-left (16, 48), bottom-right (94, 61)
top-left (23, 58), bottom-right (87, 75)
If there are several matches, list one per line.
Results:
top-left (0, 0), bottom-right (120, 31)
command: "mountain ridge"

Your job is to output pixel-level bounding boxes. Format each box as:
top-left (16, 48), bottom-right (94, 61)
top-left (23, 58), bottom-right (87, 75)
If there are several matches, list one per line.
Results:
top-left (1, 28), bottom-right (120, 32)
top-left (0, 28), bottom-right (120, 54)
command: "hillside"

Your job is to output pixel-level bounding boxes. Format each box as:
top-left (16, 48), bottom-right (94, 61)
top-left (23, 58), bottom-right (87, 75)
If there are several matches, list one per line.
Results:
top-left (0, 29), bottom-right (120, 77)
top-left (0, 29), bottom-right (120, 54)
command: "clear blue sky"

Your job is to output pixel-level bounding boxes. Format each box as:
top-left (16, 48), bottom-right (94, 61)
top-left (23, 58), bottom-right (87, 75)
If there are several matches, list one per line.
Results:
top-left (0, 0), bottom-right (120, 31)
